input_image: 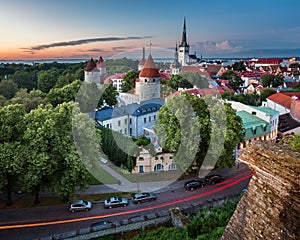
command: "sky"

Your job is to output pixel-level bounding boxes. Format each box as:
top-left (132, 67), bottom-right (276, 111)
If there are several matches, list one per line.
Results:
top-left (1, 0), bottom-right (300, 60)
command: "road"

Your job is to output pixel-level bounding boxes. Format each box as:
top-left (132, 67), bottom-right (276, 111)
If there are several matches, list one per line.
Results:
top-left (0, 167), bottom-right (252, 240)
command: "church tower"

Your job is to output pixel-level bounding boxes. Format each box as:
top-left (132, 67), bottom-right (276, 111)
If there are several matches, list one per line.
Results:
top-left (178, 17), bottom-right (190, 66)
top-left (136, 54), bottom-right (161, 102)
top-left (170, 43), bottom-right (181, 74)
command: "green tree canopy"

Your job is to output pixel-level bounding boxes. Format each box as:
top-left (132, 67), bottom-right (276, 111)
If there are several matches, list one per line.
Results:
top-left (168, 74), bottom-right (193, 90)
top-left (8, 70), bottom-right (37, 90)
top-left (232, 61), bottom-right (246, 72)
top-left (179, 71), bottom-right (209, 89)
top-left (121, 70), bottom-right (139, 92)
top-left (37, 68), bottom-right (59, 93)
top-left (221, 71), bottom-right (244, 91)
top-left (261, 74), bottom-right (275, 87)
top-left (0, 80), bottom-right (18, 99)
top-left (154, 93), bottom-right (243, 175)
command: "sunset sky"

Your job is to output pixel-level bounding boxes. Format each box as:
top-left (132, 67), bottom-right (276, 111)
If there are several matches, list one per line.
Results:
top-left (1, 0), bottom-right (300, 60)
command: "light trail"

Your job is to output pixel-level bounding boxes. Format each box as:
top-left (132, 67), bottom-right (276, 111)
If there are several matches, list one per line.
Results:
top-left (0, 172), bottom-right (253, 230)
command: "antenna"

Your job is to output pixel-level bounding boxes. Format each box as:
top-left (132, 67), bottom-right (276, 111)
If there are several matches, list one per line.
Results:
top-left (150, 40), bottom-right (152, 55)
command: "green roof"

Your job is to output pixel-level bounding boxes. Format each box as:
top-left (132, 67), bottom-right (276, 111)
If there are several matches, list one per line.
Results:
top-left (236, 110), bottom-right (271, 140)
top-left (250, 106), bottom-right (279, 117)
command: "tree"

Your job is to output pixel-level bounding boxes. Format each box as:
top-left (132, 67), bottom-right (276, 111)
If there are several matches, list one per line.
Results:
top-left (168, 74), bottom-right (193, 90)
top-left (261, 74), bottom-right (275, 87)
top-left (221, 71), bottom-right (244, 91)
top-left (232, 61), bottom-right (246, 72)
top-left (99, 83), bottom-right (119, 107)
top-left (8, 70), bottom-right (37, 90)
top-left (154, 93), bottom-right (243, 175)
top-left (0, 80), bottom-right (18, 99)
top-left (179, 71), bottom-right (209, 89)
top-left (260, 88), bottom-right (276, 102)
top-left (47, 80), bottom-right (82, 107)
top-left (0, 104), bottom-right (26, 205)
top-left (23, 102), bottom-right (93, 203)
top-left (289, 135), bottom-right (300, 152)
top-left (121, 70), bottom-right (139, 92)
top-left (37, 68), bottom-right (59, 93)
top-left (9, 89), bottom-right (48, 112)
top-left (273, 75), bottom-right (284, 87)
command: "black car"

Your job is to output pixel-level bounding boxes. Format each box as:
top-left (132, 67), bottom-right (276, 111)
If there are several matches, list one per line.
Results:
top-left (132, 192), bottom-right (157, 204)
top-left (184, 179), bottom-right (206, 191)
top-left (205, 174), bottom-right (225, 184)
top-left (91, 220), bottom-right (115, 228)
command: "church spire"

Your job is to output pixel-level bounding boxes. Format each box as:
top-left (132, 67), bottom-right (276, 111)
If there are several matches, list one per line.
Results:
top-left (180, 17), bottom-right (189, 47)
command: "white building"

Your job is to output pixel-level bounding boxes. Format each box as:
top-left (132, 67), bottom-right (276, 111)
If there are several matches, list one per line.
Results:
top-left (95, 98), bottom-right (164, 138)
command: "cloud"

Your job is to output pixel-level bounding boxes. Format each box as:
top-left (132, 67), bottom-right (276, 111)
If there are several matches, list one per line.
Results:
top-left (194, 40), bottom-right (243, 53)
top-left (23, 36), bottom-right (153, 52)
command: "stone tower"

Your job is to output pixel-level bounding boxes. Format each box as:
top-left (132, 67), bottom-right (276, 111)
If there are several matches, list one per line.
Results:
top-left (136, 54), bottom-right (161, 102)
top-left (222, 142), bottom-right (299, 240)
top-left (84, 58), bottom-right (101, 85)
top-left (178, 17), bottom-right (190, 66)
top-left (97, 56), bottom-right (107, 84)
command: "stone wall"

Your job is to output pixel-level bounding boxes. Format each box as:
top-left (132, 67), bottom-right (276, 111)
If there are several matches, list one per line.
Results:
top-left (222, 141), bottom-right (299, 240)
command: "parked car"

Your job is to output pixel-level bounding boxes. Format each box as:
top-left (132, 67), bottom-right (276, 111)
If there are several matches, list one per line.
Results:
top-left (184, 179), bottom-right (206, 191)
top-left (132, 192), bottom-right (157, 204)
top-left (205, 174), bottom-right (225, 184)
top-left (91, 220), bottom-right (115, 228)
top-left (104, 197), bottom-right (129, 209)
top-left (68, 200), bottom-right (92, 212)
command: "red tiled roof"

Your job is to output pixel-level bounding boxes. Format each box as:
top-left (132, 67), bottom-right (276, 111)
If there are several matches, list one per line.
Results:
top-left (109, 73), bottom-right (126, 79)
top-left (281, 91), bottom-right (300, 99)
top-left (160, 72), bottom-right (170, 80)
top-left (182, 66), bottom-right (212, 79)
top-left (206, 64), bottom-right (223, 75)
top-left (256, 58), bottom-right (282, 65)
top-left (267, 92), bottom-right (292, 109)
top-left (139, 55), bottom-right (160, 78)
top-left (84, 58), bottom-right (97, 71)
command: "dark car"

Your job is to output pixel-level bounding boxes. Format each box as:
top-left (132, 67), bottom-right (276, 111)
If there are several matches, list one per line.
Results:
top-left (132, 192), bottom-right (157, 204)
top-left (91, 220), bottom-right (115, 228)
top-left (104, 197), bottom-right (129, 209)
top-left (205, 174), bottom-right (225, 184)
top-left (68, 200), bottom-right (92, 212)
top-left (184, 179), bottom-right (206, 191)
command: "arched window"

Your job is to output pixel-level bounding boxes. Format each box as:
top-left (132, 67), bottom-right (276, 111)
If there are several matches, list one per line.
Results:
top-left (154, 163), bottom-right (164, 172)
top-left (168, 163), bottom-right (177, 171)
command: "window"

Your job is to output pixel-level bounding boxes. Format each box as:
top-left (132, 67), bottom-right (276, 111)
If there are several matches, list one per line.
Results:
top-left (253, 129), bottom-right (256, 134)
top-left (155, 156), bottom-right (158, 160)
top-left (145, 79), bottom-right (147, 82)
top-left (144, 118), bottom-right (146, 123)
top-left (139, 165), bottom-right (144, 173)
top-left (160, 156), bottom-right (164, 160)
top-left (109, 123), bottom-right (112, 128)
top-left (168, 163), bottom-right (177, 170)
top-left (154, 163), bottom-right (164, 171)
top-left (149, 116), bottom-right (151, 122)
top-left (118, 120), bottom-right (121, 126)
top-left (169, 156), bottom-right (173, 159)
top-left (125, 119), bottom-right (127, 125)
top-left (153, 79), bottom-right (155, 82)
top-left (139, 157), bottom-right (144, 161)
top-left (106, 124), bottom-right (109, 128)
top-left (154, 115), bottom-right (156, 121)
top-left (263, 126), bottom-right (267, 132)
top-left (130, 118), bottom-right (132, 124)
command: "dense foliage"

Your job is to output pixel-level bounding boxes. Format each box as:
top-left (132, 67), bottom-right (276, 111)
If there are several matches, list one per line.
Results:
top-left (221, 71), bottom-right (244, 91)
top-left (121, 70), bottom-right (139, 92)
top-left (0, 102), bottom-right (96, 205)
top-left (105, 57), bottom-right (138, 75)
top-left (94, 198), bottom-right (239, 240)
top-left (154, 93), bottom-right (244, 174)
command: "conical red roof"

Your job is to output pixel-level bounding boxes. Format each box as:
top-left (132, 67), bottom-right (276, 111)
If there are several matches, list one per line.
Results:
top-left (84, 58), bottom-right (97, 71)
top-left (97, 56), bottom-right (106, 68)
top-left (139, 55), bottom-right (160, 78)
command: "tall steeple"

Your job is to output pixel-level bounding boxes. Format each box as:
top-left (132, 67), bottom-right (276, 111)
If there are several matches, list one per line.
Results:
top-left (180, 17), bottom-right (189, 47)
top-left (178, 17), bottom-right (190, 66)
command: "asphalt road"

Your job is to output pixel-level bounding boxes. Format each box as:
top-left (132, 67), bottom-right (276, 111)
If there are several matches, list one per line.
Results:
top-left (0, 167), bottom-right (252, 240)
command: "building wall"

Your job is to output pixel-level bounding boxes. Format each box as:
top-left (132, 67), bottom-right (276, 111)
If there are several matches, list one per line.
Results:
top-left (265, 99), bottom-right (290, 115)
top-left (136, 77), bottom-right (160, 102)
top-left (101, 115), bottom-right (129, 135)
top-left (85, 71), bottom-right (101, 85)
top-left (178, 46), bottom-right (189, 66)
top-left (119, 93), bottom-right (140, 105)
top-left (130, 112), bottom-right (158, 138)
top-left (290, 98), bottom-right (300, 121)
top-left (132, 148), bottom-right (175, 173)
